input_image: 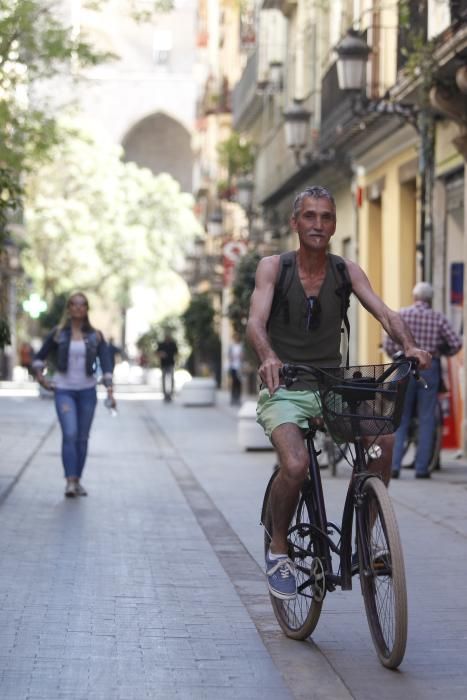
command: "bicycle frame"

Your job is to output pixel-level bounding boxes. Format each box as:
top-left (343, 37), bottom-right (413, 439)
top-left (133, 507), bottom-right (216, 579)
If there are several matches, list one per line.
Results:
top-left (261, 359), bottom-right (411, 666)
top-left (277, 425), bottom-right (384, 595)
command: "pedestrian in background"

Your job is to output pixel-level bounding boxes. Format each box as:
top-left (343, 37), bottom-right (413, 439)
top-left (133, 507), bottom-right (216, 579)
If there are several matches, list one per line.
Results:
top-left (32, 292), bottom-right (115, 497)
top-left (228, 333), bottom-right (244, 406)
top-left (383, 281), bottom-right (462, 479)
top-left (156, 330), bottom-right (178, 402)
top-left (19, 341), bottom-right (34, 377)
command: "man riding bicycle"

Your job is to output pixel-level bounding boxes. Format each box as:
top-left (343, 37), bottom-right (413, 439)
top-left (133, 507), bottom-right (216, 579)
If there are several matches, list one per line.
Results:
top-left (246, 185), bottom-right (430, 601)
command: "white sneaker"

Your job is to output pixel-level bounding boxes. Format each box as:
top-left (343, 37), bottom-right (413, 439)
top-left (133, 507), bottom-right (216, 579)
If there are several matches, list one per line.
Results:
top-left (65, 481), bottom-right (77, 498)
top-left (75, 482), bottom-right (88, 496)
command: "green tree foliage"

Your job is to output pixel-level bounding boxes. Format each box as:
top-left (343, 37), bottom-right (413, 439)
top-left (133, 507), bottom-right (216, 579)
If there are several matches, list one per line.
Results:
top-left (217, 132), bottom-right (255, 181)
top-left (0, 0), bottom-right (112, 241)
top-left (23, 126), bottom-right (202, 310)
top-left (38, 291), bottom-right (68, 332)
top-left (181, 293), bottom-right (221, 379)
top-left (228, 250), bottom-right (260, 338)
top-left (83, 0), bottom-right (174, 22)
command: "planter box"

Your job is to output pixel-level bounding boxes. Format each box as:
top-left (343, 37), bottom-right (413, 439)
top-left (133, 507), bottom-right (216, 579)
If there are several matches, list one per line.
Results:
top-left (180, 377), bottom-right (216, 406)
top-left (237, 400), bottom-right (273, 451)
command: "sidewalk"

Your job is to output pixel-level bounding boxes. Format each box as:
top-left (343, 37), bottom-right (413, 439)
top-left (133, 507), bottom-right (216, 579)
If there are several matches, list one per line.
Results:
top-left (0, 385), bottom-right (467, 699)
top-left (0, 388), bottom-right (295, 700)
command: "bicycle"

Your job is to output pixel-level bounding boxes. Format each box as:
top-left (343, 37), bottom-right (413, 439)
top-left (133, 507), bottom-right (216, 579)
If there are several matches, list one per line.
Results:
top-left (261, 357), bottom-right (415, 669)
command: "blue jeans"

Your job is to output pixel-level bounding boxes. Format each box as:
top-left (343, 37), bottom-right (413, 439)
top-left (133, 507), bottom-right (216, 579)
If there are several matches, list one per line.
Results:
top-left (392, 359), bottom-right (440, 476)
top-left (54, 387), bottom-right (97, 479)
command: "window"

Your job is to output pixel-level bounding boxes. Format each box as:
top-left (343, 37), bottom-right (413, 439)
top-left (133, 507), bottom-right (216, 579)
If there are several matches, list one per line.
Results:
top-left (153, 29), bottom-right (172, 67)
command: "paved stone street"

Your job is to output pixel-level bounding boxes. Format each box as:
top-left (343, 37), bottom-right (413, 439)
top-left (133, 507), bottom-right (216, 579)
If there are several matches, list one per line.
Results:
top-left (0, 385), bottom-right (467, 699)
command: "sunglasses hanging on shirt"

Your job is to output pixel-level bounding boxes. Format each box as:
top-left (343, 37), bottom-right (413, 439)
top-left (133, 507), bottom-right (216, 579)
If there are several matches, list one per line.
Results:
top-left (306, 296), bottom-right (321, 331)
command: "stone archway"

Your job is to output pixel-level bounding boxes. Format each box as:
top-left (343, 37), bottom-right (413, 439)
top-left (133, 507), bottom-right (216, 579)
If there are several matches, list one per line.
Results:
top-left (122, 113), bottom-right (193, 193)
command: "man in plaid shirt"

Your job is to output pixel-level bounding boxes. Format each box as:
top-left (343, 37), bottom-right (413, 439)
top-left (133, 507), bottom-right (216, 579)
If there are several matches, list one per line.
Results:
top-left (383, 281), bottom-right (462, 478)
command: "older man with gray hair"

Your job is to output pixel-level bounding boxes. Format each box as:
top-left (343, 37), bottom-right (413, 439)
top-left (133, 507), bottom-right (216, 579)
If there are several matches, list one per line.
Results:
top-left (384, 281), bottom-right (462, 478)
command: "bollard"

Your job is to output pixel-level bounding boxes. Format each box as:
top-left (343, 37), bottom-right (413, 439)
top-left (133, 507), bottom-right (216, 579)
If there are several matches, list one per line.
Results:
top-left (180, 377), bottom-right (216, 406)
top-left (237, 400), bottom-right (273, 450)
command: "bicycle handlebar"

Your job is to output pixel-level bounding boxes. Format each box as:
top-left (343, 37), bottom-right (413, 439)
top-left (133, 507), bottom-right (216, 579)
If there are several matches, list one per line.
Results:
top-left (280, 355), bottom-right (425, 390)
top-left (391, 351), bottom-right (427, 389)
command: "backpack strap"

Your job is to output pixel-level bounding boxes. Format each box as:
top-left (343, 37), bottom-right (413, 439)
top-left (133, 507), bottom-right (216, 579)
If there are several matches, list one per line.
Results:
top-left (329, 254), bottom-right (353, 368)
top-left (270, 251), bottom-right (297, 325)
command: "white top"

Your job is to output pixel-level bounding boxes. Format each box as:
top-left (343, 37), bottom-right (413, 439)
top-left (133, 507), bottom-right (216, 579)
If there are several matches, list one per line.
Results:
top-left (54, 340), bottom-right (96, 390)
top-left (228, 342), bottom-right (244, 371)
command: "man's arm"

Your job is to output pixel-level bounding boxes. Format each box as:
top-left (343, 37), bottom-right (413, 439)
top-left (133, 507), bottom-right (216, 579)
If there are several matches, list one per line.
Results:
top-left (439, 316), bottom-right (462, 356)
top-left (246, 255), bottom-right (282, 394)
top-left (382, 332), bottom-right (398, 358)
top-left (346, 260), bottom-right (431, 369)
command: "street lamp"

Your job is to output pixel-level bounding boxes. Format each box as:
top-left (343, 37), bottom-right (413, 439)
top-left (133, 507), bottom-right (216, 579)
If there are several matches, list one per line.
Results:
top-left (283, 99), bottom-right (335, 168)
top-left (335, 29), bottom-right (419, 129)
top-left (335, 29), bottom-right (370, 91)
top-left (236, 174), bottom-right (256, 243)
top-left (335, 28), bottom-right (431, 282)
top-left (256, 61), bottom-right (284, 96)
top-left (283, 99), bottom-right (311, 166)
top-left (236, 175), bottom-right (254, 213)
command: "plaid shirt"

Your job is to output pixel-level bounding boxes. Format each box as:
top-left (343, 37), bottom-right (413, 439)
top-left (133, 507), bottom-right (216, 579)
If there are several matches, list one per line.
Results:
top-left (383, 301), bottom-right (462, 358)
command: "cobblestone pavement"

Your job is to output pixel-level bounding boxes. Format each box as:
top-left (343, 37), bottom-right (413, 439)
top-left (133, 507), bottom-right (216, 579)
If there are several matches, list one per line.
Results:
top-left (1, 385), bottom-right (467, 699)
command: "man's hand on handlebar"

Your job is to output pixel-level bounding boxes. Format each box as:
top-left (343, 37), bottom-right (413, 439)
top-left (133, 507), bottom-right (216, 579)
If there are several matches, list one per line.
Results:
top-left (403, 346), bottom-right (431, 371)
top-left (393, 349), bottom-right (430, 388)
top-left (259, 356), bottom-right (283, 395)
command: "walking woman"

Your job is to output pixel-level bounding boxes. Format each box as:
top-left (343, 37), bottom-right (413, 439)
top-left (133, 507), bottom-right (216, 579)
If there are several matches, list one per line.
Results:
top-left (32, 292), bottom-right (115, 497)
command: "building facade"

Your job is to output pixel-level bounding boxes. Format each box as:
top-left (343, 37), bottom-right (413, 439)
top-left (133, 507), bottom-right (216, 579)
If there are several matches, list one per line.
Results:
top-left (231, 0), bottom-right (467, 437)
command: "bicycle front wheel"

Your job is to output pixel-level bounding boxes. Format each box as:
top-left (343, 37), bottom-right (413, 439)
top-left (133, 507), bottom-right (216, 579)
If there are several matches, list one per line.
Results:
top-left (357, 477), bottom-right (408, 669)
top-left (263, 482), bottom-right (323, 640)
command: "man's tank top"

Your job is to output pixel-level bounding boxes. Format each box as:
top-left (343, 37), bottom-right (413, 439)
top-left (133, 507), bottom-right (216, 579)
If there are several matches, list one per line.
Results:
top-left (267, 252), bottom-right (348, 389)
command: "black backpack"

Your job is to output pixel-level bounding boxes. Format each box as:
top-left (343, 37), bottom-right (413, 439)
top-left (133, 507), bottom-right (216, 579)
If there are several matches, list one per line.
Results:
top-left (270, 251), bottom-right (353, 367)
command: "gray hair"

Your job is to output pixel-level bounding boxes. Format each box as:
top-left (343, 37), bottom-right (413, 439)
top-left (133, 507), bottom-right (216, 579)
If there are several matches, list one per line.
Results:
top-left (413, 281), bottom-right (433, 302)
top-left (292, 186), bottom-right (336, 218)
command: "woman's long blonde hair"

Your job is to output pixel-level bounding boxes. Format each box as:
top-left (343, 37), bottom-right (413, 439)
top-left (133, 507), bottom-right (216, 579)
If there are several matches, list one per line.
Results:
top-left (56, 292), bottom-right (95, 334)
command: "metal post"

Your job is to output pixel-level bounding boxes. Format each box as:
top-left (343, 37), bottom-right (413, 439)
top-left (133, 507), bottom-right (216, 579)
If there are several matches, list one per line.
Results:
top-left (418, 109), bottom-right (435, 282)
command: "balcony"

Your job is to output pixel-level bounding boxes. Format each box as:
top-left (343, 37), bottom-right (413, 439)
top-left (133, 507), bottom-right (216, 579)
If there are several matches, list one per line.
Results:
top-left (232, 49), bottom-right (263, 130)
top-left (198, 76), bottom-right (232, 118)
top-left (260, 0), bottom-right (297, 17)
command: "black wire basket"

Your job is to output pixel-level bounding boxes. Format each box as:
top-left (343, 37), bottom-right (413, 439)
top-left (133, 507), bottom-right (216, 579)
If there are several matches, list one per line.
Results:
top-left (316, 362), bottom-right (412, 443)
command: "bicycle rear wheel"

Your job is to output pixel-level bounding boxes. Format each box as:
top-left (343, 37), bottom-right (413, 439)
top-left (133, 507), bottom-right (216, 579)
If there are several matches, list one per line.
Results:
top-left (357, 477), bottom-right (407, 668)
top-left (263, 482), bottom-right (323, 640)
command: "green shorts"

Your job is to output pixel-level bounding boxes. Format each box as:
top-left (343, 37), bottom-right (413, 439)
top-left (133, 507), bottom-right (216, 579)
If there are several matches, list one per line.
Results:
top-left (256, 387), bottom-right (322, 440)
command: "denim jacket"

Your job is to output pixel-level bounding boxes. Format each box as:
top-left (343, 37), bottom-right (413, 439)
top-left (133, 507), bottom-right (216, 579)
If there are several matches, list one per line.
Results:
top-left (32, 326), bottom-right (113, 387)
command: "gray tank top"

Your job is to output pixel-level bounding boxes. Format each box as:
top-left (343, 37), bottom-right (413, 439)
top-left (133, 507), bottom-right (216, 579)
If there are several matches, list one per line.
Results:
top-left (267, 253), bottom-right (345, 389)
